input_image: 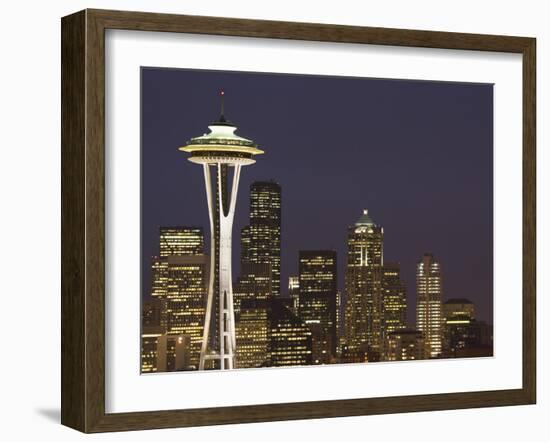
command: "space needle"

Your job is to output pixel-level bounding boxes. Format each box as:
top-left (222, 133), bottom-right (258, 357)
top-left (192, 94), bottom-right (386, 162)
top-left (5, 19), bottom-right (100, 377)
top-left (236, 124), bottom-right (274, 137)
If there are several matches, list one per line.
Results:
top-left (179, 91), bottom-right (264, 370)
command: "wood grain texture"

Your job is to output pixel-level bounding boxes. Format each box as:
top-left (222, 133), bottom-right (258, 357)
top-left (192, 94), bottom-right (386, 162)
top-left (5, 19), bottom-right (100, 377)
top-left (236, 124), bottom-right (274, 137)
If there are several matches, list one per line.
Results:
top-left (85, 9), bottom-right (107, 432)
top-left (61, 10), bottom-right (86, 432)
top-left (61, 8), bottom-right (537, 433)
top-left (90, 8), bottom-right (533, 52)
top-left (522, 38), bottom-right (536, 403)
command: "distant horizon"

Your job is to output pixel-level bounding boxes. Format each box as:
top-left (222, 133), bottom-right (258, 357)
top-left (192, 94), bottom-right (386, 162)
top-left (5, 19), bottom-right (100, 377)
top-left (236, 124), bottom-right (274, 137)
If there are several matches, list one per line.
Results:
top-left (141, 67), bottom-right (494, 326)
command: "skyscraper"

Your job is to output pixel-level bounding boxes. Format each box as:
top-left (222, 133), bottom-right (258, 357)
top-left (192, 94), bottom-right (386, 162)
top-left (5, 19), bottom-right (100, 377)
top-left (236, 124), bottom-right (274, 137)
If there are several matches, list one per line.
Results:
top-left (344, 209), bottom-right (384, 361)
top-left (163, 255), bottom-right (209, 369)
top-left (234, 260), bottom-right (271, 369)
top-left (288, 275), bottom-right (300, 314)
top-left (151, 258), bottom-right (169, 328)
top-left (153, 227), bottom-right (203, 327)
top-left (141, 330), bottom-right (193, 373)
top-left (240, 181), bottom-right (281, 297)
top-left (298, 250), bottom-right (337, 364)
top-left (234, 181), bottom-right (281, 367)
top-left (235, 183), bottom-right (280, 308)
top-left (335, 290), bottom-right (344, 342)
top-left (234, 262), bottom-right (272, 315)
top-left (142, 298), bottom-right (162, 327)
top-left (141, 326), bottom-right (164, 373)
top-left (443, 298), bottom-right (475, 321)
top-left (240, 225), bottom-right (251, 264)
top-left (150, 227), bottom-right (209, 370)
top-left (235, 299), bottom-right (270, 368)
top-left (442, 298), bottom-right (492, 357)
top-left (180, 92), bottom-right (263, 370)
top-left (270, 299), bottom-right (313, 367)
top-left (382, 262), bottom-right (407, 336)
top-left (157, 334), bottom-right (192, 372)
top-left (385, 329), bottom-right (425, 361)
top-left (416, 253), bottom-right (443, 358)
top-left (159, 227), bottom-right (204, 257)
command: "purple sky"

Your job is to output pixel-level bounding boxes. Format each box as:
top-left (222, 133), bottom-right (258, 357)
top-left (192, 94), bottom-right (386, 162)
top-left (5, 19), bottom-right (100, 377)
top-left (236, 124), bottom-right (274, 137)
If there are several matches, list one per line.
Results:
top-left (141, 67), bottom-right (493, 325)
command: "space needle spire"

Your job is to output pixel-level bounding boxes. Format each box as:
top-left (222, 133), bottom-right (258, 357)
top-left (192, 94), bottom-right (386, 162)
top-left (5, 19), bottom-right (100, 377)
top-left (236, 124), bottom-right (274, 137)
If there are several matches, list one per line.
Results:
top-left (179, 92), bottom-right (264, 370)
top-left (219, 89), bottom-right (225, 120)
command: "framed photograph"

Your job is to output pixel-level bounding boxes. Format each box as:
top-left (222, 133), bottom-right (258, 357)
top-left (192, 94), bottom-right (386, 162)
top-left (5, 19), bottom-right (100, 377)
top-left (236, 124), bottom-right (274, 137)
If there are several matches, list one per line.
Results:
top-left (61, 9), bottom-right (536, 433)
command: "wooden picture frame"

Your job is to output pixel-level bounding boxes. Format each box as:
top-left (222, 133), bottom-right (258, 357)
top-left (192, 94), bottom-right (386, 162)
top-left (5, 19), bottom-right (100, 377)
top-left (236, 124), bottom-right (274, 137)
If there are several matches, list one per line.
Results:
top-left (61, 8), bottom-right (536, 433)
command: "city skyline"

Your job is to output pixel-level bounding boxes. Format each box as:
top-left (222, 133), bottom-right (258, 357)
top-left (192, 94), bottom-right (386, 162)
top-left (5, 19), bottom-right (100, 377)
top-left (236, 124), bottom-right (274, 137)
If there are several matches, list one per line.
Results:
top-left (142, 68), bottom-right (493, 368)
top-left (142, 201), bottom-right (493, 371)
top-left (141, 67), bottom-right (493, 326)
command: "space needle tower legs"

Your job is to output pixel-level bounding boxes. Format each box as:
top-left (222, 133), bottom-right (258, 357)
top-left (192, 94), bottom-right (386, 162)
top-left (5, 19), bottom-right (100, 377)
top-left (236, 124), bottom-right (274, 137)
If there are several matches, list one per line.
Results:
top-left (199, 163), bottom-right (241, 370)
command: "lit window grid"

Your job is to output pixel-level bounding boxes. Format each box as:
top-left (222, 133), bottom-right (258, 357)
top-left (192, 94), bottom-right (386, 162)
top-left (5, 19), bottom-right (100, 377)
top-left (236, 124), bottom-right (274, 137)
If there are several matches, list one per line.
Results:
top-left (344, 223), bottom-right (384, 355)
top-left (416, 256), bottom-right (443, 358)
top-left (159, 227), bottom-right (204, 257)
top-left (151, 257), bottom-right (208, 368)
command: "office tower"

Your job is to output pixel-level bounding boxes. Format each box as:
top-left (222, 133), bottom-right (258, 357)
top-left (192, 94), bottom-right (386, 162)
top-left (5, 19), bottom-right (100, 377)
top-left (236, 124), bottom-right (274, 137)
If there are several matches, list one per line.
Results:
top-left (235, 299), bottom-right (270, 368)
top-left (443, 298), bottom-right (475, 356)
top-left (339, 344), bottom-right (369, 364)
top-left (141, 326), bottom-right (164, 373)
top-left (335, 291), bottom-right (348, 360)
top-left (451, 319), bottom-right (493, 358)
top-left (149, 226), bottom-right (208, 369)
top-left (179, 91), bottom-right (263, 370)
top-left (141, 329), bottom-right (192, 373)
top-left (385, 329), bottom-right (425, 361)
top-left (336, 290), bottom-right (344, 343)
top-left (240, 226), bottom-right (251, 263)
top-left (151, 258), bottom-right (169, 328)
top-left (235, 190), bottom-right (280, 311)
top-left (234, 262), bottom-right (272, 315)
top-left (157, 334), bottom-right (192, 372)
top-left (270, 299), bottom-right (313, 367)
top-left (443, 298), bottom-right (475, 321)
top-left (288, 275), bottom-right (300, 314)
top-left (240, 181), bottom-right (282, 297)
top-left (442, 299), bottom-right (492, 357)
top-left (299, 250), bottom-right (337, 364)
top-left (159, 227), bottom-right (204, 257)
top-left (151, 254), bottom-right (209, 369)
top-left (416, 253), bottom-right (443, 358)
top-left (151, 227), bottom-right (205, 330)
top-left (142, 298), bottom-right (162, 327)
top-left (344, 209), bottom-right (384, 361)
top-left (382, 263), bottom-right (407, 336)
top-left (164, 255), bottom-right (208, 369)
top-left (308, 323), bottom-right (328, 365)
top-left (443, 314), bottom-right (472, 357)
top-left (444, 318), bottom-right (493, 358)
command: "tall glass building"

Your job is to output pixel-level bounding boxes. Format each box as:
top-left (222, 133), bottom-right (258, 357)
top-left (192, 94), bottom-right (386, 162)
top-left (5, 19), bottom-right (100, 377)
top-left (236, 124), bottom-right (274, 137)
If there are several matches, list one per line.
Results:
top-left (416, 253), bottom-right (443, 358)
top-left (235, 299), bottom-right (271, 369)
top-left (240, 181), bottom-right (281, 297)
top-left (344, 209), bottom-right (384, 361)
top-left (149, 227), bottom-right (209, 370)
top-left (381, 262), bottom-right (407, 336)
top-left (298, 250), bottom-right (337, 364)
top-left (269, 299), bottom-right (313, 367)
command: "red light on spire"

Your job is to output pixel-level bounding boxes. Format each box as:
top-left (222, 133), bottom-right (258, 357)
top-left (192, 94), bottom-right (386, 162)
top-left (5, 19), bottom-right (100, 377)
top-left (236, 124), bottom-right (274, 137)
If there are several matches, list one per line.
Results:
top-left (220, 89), bottom-right (225, 119)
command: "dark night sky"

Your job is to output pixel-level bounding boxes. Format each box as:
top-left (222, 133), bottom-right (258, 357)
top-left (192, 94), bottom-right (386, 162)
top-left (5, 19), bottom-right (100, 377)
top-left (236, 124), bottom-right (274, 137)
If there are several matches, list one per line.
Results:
top-left (141, 67), bottom-right (493, 325)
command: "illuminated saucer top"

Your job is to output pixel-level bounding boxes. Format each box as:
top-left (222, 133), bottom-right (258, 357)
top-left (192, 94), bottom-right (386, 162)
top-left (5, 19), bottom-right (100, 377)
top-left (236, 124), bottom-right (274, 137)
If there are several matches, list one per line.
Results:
top-left (179, 91), bottom-right (264, 165)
